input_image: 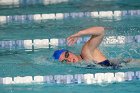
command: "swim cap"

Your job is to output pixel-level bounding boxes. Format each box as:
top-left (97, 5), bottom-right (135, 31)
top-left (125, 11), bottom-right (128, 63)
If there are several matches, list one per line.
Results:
top-left (53, 49), bottom-right (67, 60)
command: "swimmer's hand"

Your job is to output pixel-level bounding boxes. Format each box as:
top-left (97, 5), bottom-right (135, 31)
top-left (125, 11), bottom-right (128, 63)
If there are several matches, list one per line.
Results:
top-left (67, 34), bottom-right (79, 46)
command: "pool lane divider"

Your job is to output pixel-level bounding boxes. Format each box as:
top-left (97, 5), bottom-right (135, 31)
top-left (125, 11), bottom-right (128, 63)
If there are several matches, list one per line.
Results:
top-left (0, 71), bottom-right (140, 85)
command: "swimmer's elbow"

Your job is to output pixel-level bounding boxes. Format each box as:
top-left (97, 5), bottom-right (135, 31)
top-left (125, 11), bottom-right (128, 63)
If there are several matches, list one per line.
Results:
top-left (99, 27), bottom-right (105, 31)
top-left (96, 26), bottom-right (105, 35)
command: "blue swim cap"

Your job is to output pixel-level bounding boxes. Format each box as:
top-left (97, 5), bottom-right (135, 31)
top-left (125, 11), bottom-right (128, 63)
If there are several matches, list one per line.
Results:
top-left (53, 49), bottom-right (67, 60)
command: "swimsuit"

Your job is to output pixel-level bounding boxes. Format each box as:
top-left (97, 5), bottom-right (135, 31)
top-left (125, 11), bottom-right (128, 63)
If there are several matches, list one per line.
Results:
top-left (98, 60), bottom-right (112, 67)
top-left (80, 55), bottom-right (112, 67)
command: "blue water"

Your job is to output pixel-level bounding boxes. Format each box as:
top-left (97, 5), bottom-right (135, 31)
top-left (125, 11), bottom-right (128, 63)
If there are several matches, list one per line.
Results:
top-left (0, 0), bottom-right (140, 93)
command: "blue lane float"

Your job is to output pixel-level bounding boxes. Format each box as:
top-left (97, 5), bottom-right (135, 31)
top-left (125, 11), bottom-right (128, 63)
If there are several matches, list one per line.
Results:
top-left (0, 71), bottom-right (140, 85)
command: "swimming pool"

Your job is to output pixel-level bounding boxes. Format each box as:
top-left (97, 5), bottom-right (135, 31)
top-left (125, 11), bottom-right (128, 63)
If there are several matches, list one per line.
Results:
top-left (0, 0), bottom-right (140, 93)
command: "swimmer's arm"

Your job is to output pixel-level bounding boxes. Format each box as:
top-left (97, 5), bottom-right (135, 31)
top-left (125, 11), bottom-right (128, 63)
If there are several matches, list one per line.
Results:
top-left (67, 26), bottom-right (105, 46)
top-left (70, 26), bottom-right (105, 37)
top-left (109, 58), bottom-right (133, 65)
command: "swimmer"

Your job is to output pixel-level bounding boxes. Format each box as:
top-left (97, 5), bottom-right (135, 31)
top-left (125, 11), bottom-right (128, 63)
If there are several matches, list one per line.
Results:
top-left (53, 26), bottom-right (131, 67)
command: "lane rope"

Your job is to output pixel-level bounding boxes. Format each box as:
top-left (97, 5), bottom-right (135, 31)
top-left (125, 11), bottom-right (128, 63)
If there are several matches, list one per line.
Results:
top-left (0, 71), bottom-right (140, 85)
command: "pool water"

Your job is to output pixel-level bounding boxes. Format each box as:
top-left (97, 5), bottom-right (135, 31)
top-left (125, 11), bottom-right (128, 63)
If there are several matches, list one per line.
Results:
top-left (0, 0), bottom-right (140, 93)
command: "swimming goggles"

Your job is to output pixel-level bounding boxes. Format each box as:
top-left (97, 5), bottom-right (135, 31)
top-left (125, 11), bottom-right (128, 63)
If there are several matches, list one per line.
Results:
top-left (61, 51), bottom-right (70, 63)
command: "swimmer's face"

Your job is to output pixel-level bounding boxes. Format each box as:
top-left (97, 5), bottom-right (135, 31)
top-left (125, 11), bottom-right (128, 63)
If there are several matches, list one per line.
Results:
top-left (59, 51), bottom-right (79, 63)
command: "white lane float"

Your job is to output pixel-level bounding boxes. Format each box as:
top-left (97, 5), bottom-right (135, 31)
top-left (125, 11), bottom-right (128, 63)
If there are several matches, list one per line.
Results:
top-left (0, 71), bottom-right (140, 85)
